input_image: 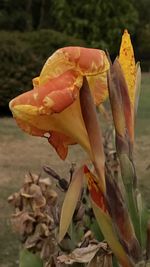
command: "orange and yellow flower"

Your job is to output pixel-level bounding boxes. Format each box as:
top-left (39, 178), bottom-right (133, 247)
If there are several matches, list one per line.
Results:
top-left (118, 29), bottom-right (141, 143)
top-left (9, 47), bottom-right (109, 159)
top-left (107, 30), bottom-right (141, 147)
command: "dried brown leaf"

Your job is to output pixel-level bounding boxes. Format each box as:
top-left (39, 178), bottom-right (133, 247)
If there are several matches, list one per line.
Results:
top-left (11, 211), bottom-right (35, 235)
top-left (39, 178), bottom-right (52, 187)
top-left (40, 236), bottom-right (57, 260)
top-left (24, 173), bottom-right (39, 184)
top-left (8, 192), bottom-right (22, 208)
top-left (25, 223), bottom-right (50, 249)
top-left (29, 184), bottom-right (46, 210)
top-left (46, 189), bottom-right (58, 206)
top-left (57, 243), bottom-right (107, 264)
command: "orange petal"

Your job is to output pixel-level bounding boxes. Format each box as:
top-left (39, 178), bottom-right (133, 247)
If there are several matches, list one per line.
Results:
top-left (84, 166), bottom-right (107, 213)
top-left (48, 131), bottom-right (76, 160)
top-left (32, 77), bottom-right (40, 88)
top-left (61, 47), bottom-right (109, 76)
top-left (9, 47), bottom-right (109, 159)
top-left (10, 98), bottom-right (91, 159)
top-left (119, 30), bottom-right (136, 106)
top-left (14, 119), bottom-right (76, 160)
top-left (40, 47), bottom-right (109, 106)
top-left (87, 72), bottom-right (108, 105)
top-left (15, 118), bottom-right (45, 137)
top-left (10, 70), bottom-right (83, 115)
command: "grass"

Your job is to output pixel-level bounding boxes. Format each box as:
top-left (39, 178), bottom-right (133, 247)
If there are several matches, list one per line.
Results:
top-left (0, 73), bottom-right (149, 267)
top-left (134, 73), bottom-right (150, 205)
top-left (136, 73), bottom-right (150, 136)
top-left (0, 120), bottom-right (84, 267)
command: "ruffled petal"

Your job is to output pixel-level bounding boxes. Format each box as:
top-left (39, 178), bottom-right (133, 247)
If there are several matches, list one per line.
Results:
top-left (10, 70), bottom-right (83, 115)
top-left (40, 47), bottom-right (109, 106)
top-left (40, 47), bottom-right (109, 84)
top-left (9, 47), bottom-right (109, 159)
top-left (87, 72), bottom-right (108, 105)
top-left (61, 47), bottom-right (109, 75)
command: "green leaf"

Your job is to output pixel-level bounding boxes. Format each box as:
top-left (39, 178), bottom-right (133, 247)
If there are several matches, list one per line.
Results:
top-left (59, 167), bottom-right (84, 242)
top-left (119, 154), bottom-right (141, 244)
top-left (90, 219), bottom-right (104, 242)
top-left (19, 249), bottom-right (43, 267)
top-left (91, 200), bottom-right (134, 267)
top-left (140, 206), bottom-right (150, 250)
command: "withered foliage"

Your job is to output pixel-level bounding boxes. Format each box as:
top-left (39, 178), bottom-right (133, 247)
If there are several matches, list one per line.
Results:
top-left (8, 133), bottom-right (117, 267)
top-left (8, 173), bottom-right (58, 263)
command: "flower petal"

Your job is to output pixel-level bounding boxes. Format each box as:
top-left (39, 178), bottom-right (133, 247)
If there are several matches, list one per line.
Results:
top-left (119, 30), bottom-right (136, 106)
top-left (40, 47), bottom-right (109, 84)
top-left (10, 99), bottom-right (92, 159)
top-left (40, 47), bottom-right (109, 106)
top-left (61, 47), bottom-right (109, 76)
top-left (9, 47), bottom-right (109, 159)
top-left (32, 77), bottom-right (40, 88)
top-left (84, 166), bottom-right (107, 213)
top-left (87, 72), bottom-right (108, 105)
top-left (10, 70), bottom-right (83, 115)
top-left (12, 118), bottom-right (75, 160)
top-left (48, 131), bottom-right (76, 160)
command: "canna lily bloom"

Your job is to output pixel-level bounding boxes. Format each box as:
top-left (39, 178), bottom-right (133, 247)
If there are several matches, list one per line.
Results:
top-left (107, 30), bottom-right (141, 149)
top-left (9, 47), bottom-right (109, 160)
top-left (119, 29), bottom-right (136, 108)
top-left (118, 29), bottom-right (141, 143)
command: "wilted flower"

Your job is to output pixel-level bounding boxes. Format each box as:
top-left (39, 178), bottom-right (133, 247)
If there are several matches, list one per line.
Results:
top-left (8, 173), bottom-right (58, 259)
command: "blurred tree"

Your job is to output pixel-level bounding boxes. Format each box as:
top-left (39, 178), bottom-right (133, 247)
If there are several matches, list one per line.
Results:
top-left (133, 0), bottom-right (150, 26)
top-left (0, 0), bottom-right (138, 52)
top-left (34, 0), bottom-right (138, 53)
top-left (0, 0), bottom-right (149, 68)
top-left (133, 0), bottom-right (150, 69)
top-left (0, 0), bottom-right (32, 30)
top-left (68, 0), bottom-right (138, 53)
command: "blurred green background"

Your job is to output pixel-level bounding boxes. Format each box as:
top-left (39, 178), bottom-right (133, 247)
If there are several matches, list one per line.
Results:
top-left (0, 0), bottom-right (150, 114)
